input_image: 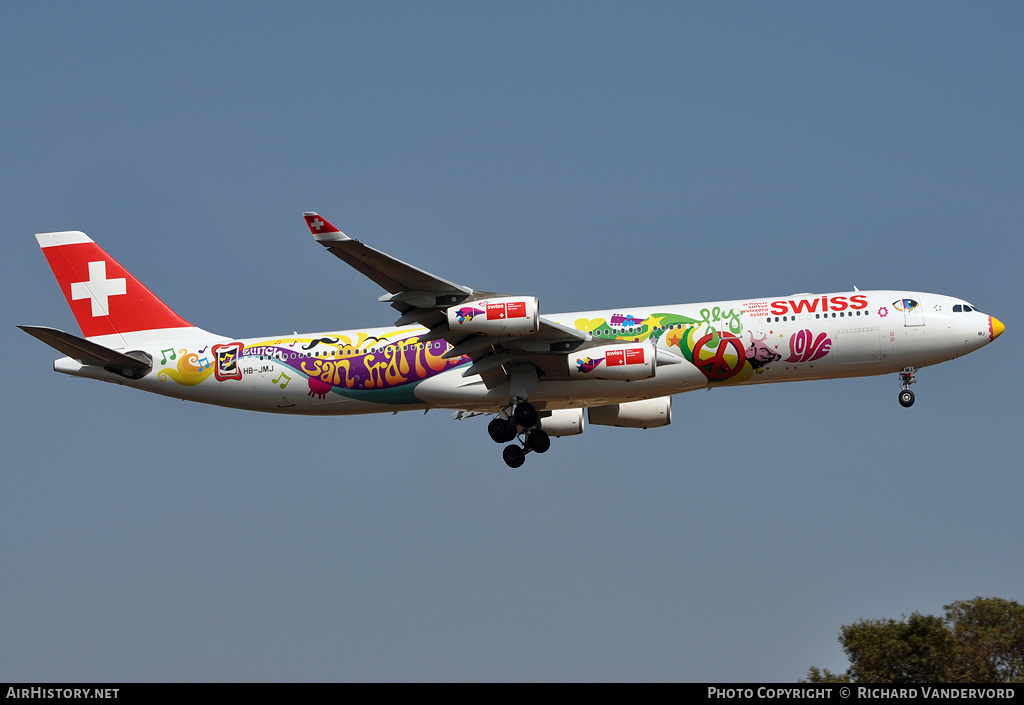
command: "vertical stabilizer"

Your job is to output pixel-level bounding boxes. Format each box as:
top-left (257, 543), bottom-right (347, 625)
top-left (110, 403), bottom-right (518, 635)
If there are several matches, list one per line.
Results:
top-left (35, 231), bottom-right (204, 348)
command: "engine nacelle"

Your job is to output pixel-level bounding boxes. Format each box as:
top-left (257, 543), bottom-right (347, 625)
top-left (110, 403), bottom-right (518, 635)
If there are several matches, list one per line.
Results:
top-left (568, 341), bottom-right (656, 381)
top-left (538, 408), bottom-right (585, 436)
top-left (446, 296), bottom-right (540, 336)
top-left (588, 396), bottom-right (672, 429)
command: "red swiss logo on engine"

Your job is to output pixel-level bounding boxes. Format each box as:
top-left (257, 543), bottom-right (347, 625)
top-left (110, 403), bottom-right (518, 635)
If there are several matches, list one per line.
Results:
top-left (625, 347), bottom-right (645, 364)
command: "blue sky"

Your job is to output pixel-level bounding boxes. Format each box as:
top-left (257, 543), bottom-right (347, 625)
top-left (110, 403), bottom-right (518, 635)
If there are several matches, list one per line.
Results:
top-left (2, 2), bottom-right (1021, 681)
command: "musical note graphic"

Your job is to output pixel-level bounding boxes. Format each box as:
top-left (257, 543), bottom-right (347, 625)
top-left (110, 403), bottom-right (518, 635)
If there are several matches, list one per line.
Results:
top-left (198, 346), bottom-right (208, 354)
top-left (272, 372), bottom-right (292, 389)
top-left (197, 355), bottom-right (211, 371)
top-left (160, 348), bottom-right (177, 365)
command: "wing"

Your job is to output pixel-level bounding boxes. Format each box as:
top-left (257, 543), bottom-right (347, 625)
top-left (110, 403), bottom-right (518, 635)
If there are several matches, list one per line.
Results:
top-left (303, 212), bottom-right (590, 388)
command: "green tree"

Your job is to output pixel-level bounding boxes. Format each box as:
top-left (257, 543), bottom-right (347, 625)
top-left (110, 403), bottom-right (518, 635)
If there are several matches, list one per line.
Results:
top-left (840, 613), bottom-right (957, 683)
top-left (802, 666), bottom-right (849, 683)
top-left (805, 597), bottom-right (1024, 683)
top-left (945, 597), bottom-right (1024, 682)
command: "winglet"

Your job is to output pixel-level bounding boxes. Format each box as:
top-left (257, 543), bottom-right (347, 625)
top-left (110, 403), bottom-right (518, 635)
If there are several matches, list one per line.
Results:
top-left (302, 212), bottom-right (350, 242)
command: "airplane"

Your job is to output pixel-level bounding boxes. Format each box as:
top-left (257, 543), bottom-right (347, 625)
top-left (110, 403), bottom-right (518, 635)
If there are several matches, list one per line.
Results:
top-left (21, 212), bottom-right (1005, 467)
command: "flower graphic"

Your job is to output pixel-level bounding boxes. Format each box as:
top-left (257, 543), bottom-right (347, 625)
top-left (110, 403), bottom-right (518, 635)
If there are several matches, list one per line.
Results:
top-left (878, 307), bottom-right (889, 318)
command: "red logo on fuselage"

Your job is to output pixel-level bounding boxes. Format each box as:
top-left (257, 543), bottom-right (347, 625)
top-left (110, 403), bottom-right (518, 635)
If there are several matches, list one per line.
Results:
top-left (212, 342), bottom-right (244, 381)
top-left (770, 295), bottom-right (868, 316)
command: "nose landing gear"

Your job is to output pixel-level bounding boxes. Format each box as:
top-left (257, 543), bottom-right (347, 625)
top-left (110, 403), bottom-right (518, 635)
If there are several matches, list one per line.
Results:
top-left (491, 400), bottom-right (549, 467)
top-left (898, 366), bottom-right (917, 408)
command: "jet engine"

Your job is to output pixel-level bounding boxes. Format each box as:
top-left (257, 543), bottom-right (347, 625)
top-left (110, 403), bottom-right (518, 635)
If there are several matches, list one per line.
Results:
top-left (568, 341), bottom-right (656, 381)
top-left (446, 296), bottom-right (540, 336)
top-left (588, 396), bottom-right (672, 429)
top-left (537, 408), bottom-right (585, 436)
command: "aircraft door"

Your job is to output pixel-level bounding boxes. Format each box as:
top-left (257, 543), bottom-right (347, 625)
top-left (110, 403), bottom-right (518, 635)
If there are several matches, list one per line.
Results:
top-left (897, 298), bottom-right (924, 327)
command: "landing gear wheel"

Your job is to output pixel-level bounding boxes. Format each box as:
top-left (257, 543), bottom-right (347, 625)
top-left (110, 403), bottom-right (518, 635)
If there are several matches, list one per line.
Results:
top-left (488, 418), bottom-right (517, 443)
top-left (502, 444), bottom-right (526, 468)
top-left (525, 429), bottom-right (550, 454)
top-left (513, 402), bottom-right (539, 428)
top-left (899, 389), bottom-right (915, 408)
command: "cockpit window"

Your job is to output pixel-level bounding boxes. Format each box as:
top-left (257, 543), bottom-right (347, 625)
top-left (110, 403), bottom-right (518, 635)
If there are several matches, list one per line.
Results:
top-left (953, 304), bottom-right (962, 312)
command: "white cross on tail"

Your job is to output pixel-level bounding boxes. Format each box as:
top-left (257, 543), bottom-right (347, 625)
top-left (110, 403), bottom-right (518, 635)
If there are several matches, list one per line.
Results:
top-left (70, 261), bottom-right (127, 317)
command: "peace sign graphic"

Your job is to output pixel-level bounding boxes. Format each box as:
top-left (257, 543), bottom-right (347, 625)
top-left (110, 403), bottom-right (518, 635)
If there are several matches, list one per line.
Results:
top-left (693, 331), bottom-right (746, 380)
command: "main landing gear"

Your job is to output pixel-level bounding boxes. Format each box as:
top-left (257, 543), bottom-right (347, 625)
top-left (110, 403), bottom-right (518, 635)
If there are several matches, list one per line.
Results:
top-left (898, 366), bottom-right (917, 408)
top-left (490, 400), bottom-right (549, 468)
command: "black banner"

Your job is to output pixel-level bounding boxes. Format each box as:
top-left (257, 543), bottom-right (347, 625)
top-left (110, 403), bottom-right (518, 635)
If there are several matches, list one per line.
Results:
top-left (3, 683), bottom-right (1023, 698)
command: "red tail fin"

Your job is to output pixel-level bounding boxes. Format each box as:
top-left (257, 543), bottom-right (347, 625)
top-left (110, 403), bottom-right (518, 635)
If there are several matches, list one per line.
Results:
top-left (36, 231), bottom-right (193, 340)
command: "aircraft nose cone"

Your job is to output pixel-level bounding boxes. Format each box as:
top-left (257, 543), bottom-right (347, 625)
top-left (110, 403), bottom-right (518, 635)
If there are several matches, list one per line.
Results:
top-left (990, 316), bottom-right (1005, 341)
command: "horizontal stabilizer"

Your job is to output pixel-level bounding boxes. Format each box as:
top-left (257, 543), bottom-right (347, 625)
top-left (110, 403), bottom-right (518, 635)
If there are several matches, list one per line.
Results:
top-left (19, 325), bottom-right (152, 374)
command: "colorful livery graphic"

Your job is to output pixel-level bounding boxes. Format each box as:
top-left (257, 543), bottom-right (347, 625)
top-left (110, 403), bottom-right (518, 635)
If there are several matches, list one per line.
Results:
top-left (21, 214), bottom-right (1005, 467)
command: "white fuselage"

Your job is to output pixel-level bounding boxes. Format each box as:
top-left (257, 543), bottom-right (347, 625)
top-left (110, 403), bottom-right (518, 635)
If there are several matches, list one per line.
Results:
top-left (57, 290), bottom-right (999, 415)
